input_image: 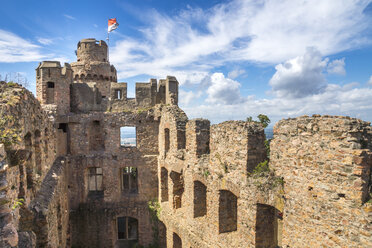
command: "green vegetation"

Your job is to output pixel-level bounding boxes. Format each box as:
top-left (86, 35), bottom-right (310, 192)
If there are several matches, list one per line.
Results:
top-left (202, 168), bottom-right (210, 178)
top-left (257, 114), bottom-right (271, 128)
top-left (246, 114), bottom-right (271, 128)
top-left (252, 160), bottom-right (269, 174)
top-left (0, 115), bottom-right (21, 148)
top-left (11, 198), bottom-right (24, 210)
top-left (6, 81), bottom-right (18, 87)
top-left (146, 200), bottom-right (162, 248)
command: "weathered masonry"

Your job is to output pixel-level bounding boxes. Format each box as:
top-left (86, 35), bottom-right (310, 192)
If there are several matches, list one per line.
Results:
top-left (0, 38), bottom-right (371, 248)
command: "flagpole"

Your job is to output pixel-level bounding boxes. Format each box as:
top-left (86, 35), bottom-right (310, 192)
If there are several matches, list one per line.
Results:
top-left (107, 31), bottom-right (110, 62)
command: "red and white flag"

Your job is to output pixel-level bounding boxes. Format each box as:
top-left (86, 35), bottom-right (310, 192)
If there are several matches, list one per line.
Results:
top-left (108, 18), bottom-right (119, 33)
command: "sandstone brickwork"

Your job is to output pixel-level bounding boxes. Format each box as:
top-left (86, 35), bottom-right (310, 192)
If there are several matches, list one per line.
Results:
top-left (270, 115), bottom-right (372, 247)
top-left (0, 38), bottom-right (371, 248)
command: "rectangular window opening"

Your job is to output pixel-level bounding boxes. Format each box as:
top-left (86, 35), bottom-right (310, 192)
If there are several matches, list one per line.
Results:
top-left (88, 167), bottom-right (103, 191)
top-left (115, 89), bottom-right (122, 99)
top-left (121, 167), bottom-right (138, 194)
top-left (58, 123), bottom-right (67, 133)
top-left (117, 217), bottom-right (138, 241)
top-left (120, 126), bottom-right (136, 147)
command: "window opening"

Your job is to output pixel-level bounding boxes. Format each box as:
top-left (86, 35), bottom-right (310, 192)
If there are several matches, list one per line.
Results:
top-left (115, 89), bottom-right (122, 99)
top-left (255, 204), bottom-right (282, 247)
top-left (34, 130), bottom-right (42, 176)
top-left (170, 171), bottom-right (184, 209)
top-left (117, 217), bottom-right (138, 240)
top-left (58, 123), bottom-right (67, 133)
top-left (219, 190), bottom-right (237, 233)
top-left (88, 167), bottom-right (103, 191)
top-left (164, 128), bottom-right (170, 154)
top-left (89, 121), bottom-right (104, 151)
top-left (173, 233), bottom-right (182, 248)
top-left (121, 167), bottom-right (138, 194)
top-left (177, 130), bottom-right (186, 149)
top-left (120, 126), bottom-right (136, 147)
top-left (161, 167), bottom-right (169, 202)
top-left (46, 82), bottom-right (55, 104)
top-left (194, 181), bottom-right (207, 217)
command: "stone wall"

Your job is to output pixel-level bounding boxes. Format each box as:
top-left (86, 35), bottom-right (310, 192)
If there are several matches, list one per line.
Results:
top-left (270, 115), bottom-right (372, 247)
top-left (36, 61), bottom-right (72, 116)
top-left (0, 82), bottom-right (68, 247)
top-left (67, 109), bottom-right (160, 247)
top-left (2, 37), bottom-right (372, 248)
top-left (157, 105), bottom-right (284, 248)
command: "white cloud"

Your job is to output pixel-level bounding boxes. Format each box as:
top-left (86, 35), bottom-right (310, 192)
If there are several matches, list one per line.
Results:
top-left (63, 14), bottom-right (76, 20)
top-left (269, 47), bottom-right (328, 98)
top-left (183, 83), bottom-right (372, 125)
top-left (368, 75), bottom-right (372, 85)
top-left (111, 0), bottom-right (371, 81)
top-left (179, 89), bottom-right (202, 106)
top-left (0, 29), bottom-right (46, 62)
top-left (327, 58), bottom-right (346, 75)
top-left (228, 69), bottom-right (246, 79)
top-left (37, 38), bottom-right (53, 45)
top-left (205, 73), bottom-right (244, 104)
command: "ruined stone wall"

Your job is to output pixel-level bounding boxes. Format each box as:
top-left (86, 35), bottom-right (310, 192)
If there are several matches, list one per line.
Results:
top-left (157, 106), bottom-right (282, 248)
top-left (270, 115), bottom-right (372, 248)
top-left (0, 82), bottom-right (68, 247)
top-left (67, 109), bottom-right (160, 247)
top-left (109, 77), bottom-right (178, 113)
top-left (36, 61), bottom-right (72, 116)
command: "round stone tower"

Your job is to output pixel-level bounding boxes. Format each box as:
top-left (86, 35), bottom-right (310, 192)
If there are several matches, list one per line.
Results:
top-left (76, 38), bottom-right (108, 62)
top-left (71, 38), bottom-right (117, 97)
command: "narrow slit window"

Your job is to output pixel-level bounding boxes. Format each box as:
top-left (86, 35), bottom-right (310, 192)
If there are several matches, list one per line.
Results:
top-left (120, 126), bottom-right (136, 147)
top-left (121, 167), bottom-right (138, 194)
top-left (88, 167), bottom-right (103, 191)
top-left (164, 128), bottom-right (170, 154)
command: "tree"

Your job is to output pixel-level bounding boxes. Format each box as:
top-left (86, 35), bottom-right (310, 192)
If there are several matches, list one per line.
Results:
top-left (257, 114), bottom-right (270, 128)
top-left (246, 114), bottom-right (271, 128)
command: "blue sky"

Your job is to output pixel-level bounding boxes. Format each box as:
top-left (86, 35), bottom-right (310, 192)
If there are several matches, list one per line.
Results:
top-left (1, 0), bottom-right (372, 126)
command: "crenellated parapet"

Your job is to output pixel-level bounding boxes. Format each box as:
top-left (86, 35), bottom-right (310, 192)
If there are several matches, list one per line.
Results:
top-left (70, 39), bottom-right (117, 99)
top-left (109, 76), bottom-right (179, 112)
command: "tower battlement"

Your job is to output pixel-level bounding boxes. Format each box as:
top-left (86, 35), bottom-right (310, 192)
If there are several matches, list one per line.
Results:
top-left (76, 38), bottom-right (108, 63)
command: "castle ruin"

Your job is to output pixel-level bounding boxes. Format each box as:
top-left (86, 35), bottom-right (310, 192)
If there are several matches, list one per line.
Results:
top-left (0, 38), bottom-right (371, 248)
